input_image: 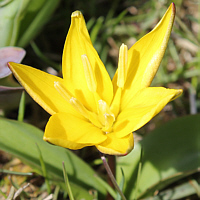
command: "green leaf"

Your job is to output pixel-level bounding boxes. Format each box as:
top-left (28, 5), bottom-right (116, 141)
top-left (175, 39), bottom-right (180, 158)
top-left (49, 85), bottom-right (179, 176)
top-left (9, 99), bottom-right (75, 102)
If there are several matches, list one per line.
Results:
top-left (0, 118), bottom-right (107, 199)
top-left (0, 0), bottom-right (60, 47)
top-left (150, 179), bottom-right (200, 200)
top-left (116, 168), bottom-right (125, 200)
top-left (62, 162), bottom-right (75, 200)
top-left (117, 114), bottom-right (200, 199)
top-left (90, 16), bottom-right (104, 44)
top-left (0, 169), bottom-right (33, 176)
top-left (17, 0), bottom-right (60, 47)
top-left (0, 0), bottom-right (24, 47)
top-left (36, 143), bottom-right (51, 194)
top-left (17, 91), bottom-right (25, 122)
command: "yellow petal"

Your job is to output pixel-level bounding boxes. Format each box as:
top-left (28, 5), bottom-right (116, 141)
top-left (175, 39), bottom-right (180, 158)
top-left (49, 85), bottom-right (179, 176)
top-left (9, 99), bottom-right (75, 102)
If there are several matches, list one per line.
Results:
top-left (8, 62), bottom-right (78, 116)
top-left (44, 112), bottom-right (107, 150)
top-left (114, 87), bottom-right (182, 138)
top-left (110, 88), bottom-right (122, 117)
top-left (62, 11), bottom-right (113, 112)
top-left (113, 3), bottom-right (176, 109)
top-left (96, 133), bottom-right (134, 155)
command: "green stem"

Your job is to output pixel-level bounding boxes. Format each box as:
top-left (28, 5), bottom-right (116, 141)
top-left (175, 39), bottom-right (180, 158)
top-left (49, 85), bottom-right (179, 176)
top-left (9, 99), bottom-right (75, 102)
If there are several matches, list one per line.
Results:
top-left (101, 155), bottom-right (127, 200)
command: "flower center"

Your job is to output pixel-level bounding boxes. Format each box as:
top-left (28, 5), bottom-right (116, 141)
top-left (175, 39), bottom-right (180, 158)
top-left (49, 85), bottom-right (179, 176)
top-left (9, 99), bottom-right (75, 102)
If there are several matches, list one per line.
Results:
top-left (54, 45), bottom-right (128, 133)
top-left (81, 54), bottom-right (115, 132)
top-left (98, 100), bottom-right (115, 133)
top-left (54, 81), bottom-right (115, 133)
top-left (54, 62), bottom-right (115, 133)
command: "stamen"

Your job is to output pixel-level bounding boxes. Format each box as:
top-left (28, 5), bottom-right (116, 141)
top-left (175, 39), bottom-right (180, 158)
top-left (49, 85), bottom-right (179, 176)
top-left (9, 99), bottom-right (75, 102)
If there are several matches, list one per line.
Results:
top-left (54, 81), bottom-right (72, 102)
top-left (103, 114), bottom-right (115, 132)
top-left (98, 100), bottom-right (115, 132)
top-left (54, 81), bottom-right (115, 132)
top-left (117, 43), bottom-right (128, 88)
top-left (98, 100), bottom-right (114, 117)
top-left (81, 54), bottom-right (97, 93)
top-left (54, 81), bottom-right (89, 118)
top-left (70, 97), bottom-right (89, 118)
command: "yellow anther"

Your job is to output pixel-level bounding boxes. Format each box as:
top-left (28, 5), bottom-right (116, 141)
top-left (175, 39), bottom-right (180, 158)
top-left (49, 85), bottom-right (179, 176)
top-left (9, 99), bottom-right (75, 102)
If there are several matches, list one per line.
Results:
top-left (98, 100), bottom-right (115, 132)
top-left (98, 100), bottom-right (107, 114)
top-left (81, 54), bottom-right (97, 92)
top-left (117, 43), bottom-right (128, 88)
top-left (98, 100), bottom-right (114, 116)
top-left (103, 114), bottom-right (115, 133)
top-left (71, 11), bottom-right (82, 18)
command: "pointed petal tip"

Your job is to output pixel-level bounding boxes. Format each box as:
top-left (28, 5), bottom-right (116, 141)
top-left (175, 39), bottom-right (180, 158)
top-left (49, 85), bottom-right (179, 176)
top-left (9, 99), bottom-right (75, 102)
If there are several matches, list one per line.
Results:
top-left (175, 88), bottom-right (183, 97)
top-left (177, 88), bottom-right (183, 94)
top-left (7, 62), bottom-right (18, 73)
top-left (71, 10), bottom-right (82, 18)
top-left (171, 3), bottom-right (176, 14)
top-left (171, 88), bottom-right (183, 101)
top-left (7, 61), bottom-right (13, 68)
top-left (8, 61), bottom-right (18, 69)
top-left (7, 62), bottom-right (11, 69)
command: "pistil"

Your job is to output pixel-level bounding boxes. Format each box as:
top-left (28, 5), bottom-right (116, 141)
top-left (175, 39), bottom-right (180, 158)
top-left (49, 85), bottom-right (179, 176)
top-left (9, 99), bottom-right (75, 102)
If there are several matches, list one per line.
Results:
top-left (55, 54), bottom-right (116, 133)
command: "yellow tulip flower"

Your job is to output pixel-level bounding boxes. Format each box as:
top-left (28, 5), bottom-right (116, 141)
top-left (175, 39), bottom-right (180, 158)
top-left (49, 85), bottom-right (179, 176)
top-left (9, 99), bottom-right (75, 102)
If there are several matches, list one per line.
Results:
top-left (8, 3), bottom-right (182, 155)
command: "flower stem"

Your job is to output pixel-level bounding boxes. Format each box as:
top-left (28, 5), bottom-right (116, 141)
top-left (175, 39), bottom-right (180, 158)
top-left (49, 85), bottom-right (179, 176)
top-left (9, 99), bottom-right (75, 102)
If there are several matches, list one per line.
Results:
top-left (101, 154), bottom-right (127, 200)
top-left (107, 155), bottom-right (116, 200)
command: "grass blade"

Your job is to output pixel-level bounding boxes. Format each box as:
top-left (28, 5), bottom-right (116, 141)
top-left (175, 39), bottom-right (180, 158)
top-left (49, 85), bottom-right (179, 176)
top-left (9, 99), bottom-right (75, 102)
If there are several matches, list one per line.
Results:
top-left (17, 91), bottom-right (25, 122)
top-left (62, 162), bottom-right (74, 200)
top-left (63, 162), bottom-right (74, 200)
top-left (36, 143), bottom-right (51, 194)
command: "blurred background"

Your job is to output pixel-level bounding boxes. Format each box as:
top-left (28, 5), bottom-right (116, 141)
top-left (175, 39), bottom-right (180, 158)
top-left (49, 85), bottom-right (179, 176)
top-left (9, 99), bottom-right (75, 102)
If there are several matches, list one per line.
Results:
top-left (0, 0), bottom-right (199, 199)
